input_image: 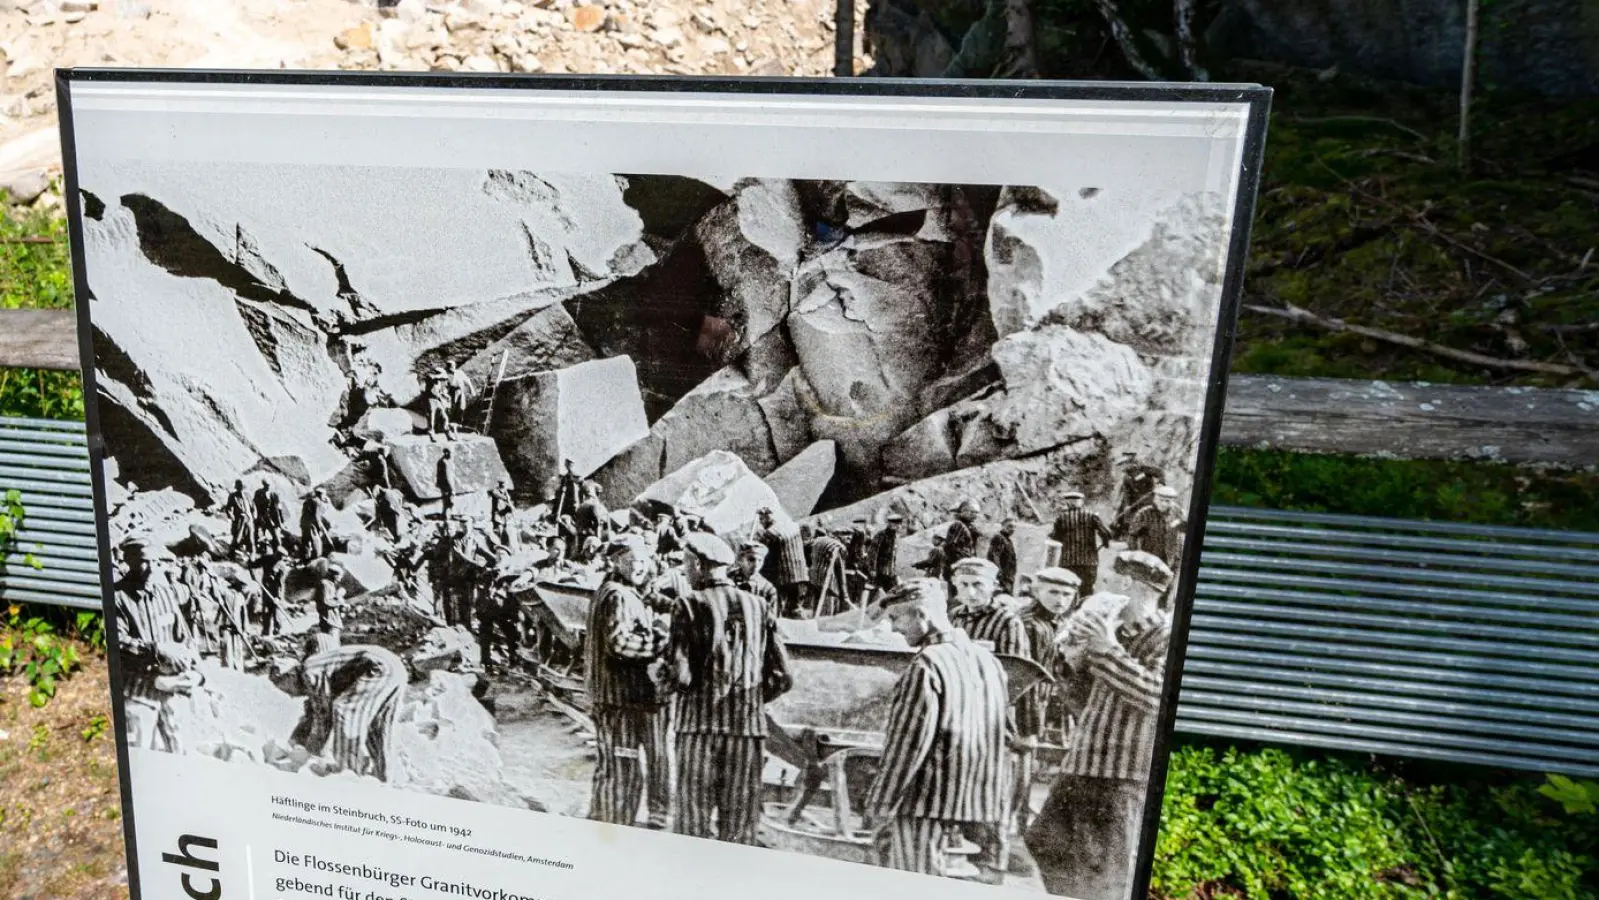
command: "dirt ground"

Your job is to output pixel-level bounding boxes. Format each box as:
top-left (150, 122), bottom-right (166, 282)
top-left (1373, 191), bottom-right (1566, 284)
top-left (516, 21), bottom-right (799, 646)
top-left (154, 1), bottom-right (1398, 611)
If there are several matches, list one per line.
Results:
top-left (0, 649), bottom-right (127, 900)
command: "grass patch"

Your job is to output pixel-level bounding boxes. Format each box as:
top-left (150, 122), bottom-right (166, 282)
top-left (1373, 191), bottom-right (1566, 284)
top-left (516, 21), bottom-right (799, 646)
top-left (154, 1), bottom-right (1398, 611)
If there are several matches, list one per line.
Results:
top-left (1214, 447), bottom-right (1599, 531)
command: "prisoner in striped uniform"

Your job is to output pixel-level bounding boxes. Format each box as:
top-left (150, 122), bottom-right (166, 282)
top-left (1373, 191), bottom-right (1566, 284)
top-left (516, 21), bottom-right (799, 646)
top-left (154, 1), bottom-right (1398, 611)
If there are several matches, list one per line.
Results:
top-left (114, 541), bottom-right (196, 752)
top-left (947, 556), bottom-right (1035, 838)
top-left (1027, 594), bottom-right (1170, 900)
top-left (1016, 567), bottom-right (1081, 831)
top-left (585, 535), bottom-right (671, 828)
top-left (866, 578), bottom-right (1012, 883)
top-left (805, 527), bottom-right (850, 618)
top-left (290, 635), bottom-right (407, 783)
top-left (757, 507), bottom-right (811, 618)
top-left (1049, 492), bottom-right (1112, 596)
top-left (668, 532), bottom-right (791, 845)
top-left (948, 557), bottom-right (1029, 658)
top-left (732, 541), bottom-right (780, 614)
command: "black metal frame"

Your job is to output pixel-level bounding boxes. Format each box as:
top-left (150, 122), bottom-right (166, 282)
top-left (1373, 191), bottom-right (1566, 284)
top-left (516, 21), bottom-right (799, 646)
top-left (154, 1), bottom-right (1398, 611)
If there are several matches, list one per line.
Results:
top-left (54, 67), bottom-right (1271, 900)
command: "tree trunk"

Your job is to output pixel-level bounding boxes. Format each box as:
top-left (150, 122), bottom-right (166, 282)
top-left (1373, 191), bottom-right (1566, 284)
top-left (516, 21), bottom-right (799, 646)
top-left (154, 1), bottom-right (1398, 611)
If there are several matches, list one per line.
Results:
top-left (1458, 0), bottom-right (1480, 170)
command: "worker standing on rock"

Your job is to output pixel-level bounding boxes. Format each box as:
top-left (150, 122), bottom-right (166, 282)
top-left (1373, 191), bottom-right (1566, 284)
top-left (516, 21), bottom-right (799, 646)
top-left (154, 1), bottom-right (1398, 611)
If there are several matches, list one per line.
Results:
top-left (423, 366), bottom-right (451, 440)
top-left (489, 479), bottom-right (516, 548)
top-left (311, 558), bottom-right (348, 640)
top-left (254, 480), bottom-right (287, 551)
top-left (585, 534), bottom-right (670, 827)
top-left (436, 448), bottom-right (456, 524)
top-left (446, 361), bottom-right (475, 437)
top-left (668, 532), bottom-right (791, 844)
top-left (1050, 490), bottom-right (1112, 596)
top-left (756, 507), bottom-right (810, 618)
top-left (222, 479), bottom-right (256, 559)
top-left (300, 487), bottom-right (334, 560)
top-left (113, 539), bottom-right (196, 753)
top-left (287, 634), bottom-right (407, 783)
top-left (865, 578), bottom-right (1011, 882)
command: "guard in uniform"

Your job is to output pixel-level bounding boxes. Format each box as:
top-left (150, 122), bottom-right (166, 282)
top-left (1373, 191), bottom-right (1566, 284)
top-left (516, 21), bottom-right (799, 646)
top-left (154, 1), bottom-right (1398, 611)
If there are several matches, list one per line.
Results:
top-left (986, 519), bottom-right (1019, 595)
top-left (586, 534), bottom-right (670, 827)
top-left (866, 578), bottom-right (1011, 882)
top-left (667, 532), bottom-right (792, 844)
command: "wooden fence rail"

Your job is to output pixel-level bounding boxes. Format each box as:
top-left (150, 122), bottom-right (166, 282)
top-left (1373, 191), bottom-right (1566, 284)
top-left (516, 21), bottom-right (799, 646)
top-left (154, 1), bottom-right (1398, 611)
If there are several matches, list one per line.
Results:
top-left (2, 309), bottom-right (1596, 466)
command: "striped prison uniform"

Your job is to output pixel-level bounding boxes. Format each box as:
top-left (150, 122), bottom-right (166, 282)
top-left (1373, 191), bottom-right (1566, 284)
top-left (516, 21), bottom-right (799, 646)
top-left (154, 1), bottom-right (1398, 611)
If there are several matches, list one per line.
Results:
top-left (668, 574), bottom-right (792, 844)
top-left (950, 601), bottom-right (1034, 836)
top-left (292, 645), bottom-right (406, 782)
top-left (1050, 507), bottom-right (1112, 596)
top-left (806, 533), bottom-right (850, 618)
top-left (867, 629), bottom-right (1011, 878)
top-left (761, 524), bottom-right (810, 617)
top-left (215, 587), bottom-right (250, 671)
top-left (115, 569), bottom-right (193, 752)
top-left (732, 571), bottom-right (780, 616)
top-left (585, 579), bottom-right (669, 827)
top-left (1026, 619), bottom-right (1170, 900)
top-left (1128, 506), bottom-right (1186, 570)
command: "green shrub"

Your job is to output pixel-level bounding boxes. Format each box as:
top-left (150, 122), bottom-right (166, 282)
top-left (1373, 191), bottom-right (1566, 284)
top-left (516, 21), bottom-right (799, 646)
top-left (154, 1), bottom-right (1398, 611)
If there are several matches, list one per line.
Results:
top-left (1154, 744), bottom-right (1599, 900)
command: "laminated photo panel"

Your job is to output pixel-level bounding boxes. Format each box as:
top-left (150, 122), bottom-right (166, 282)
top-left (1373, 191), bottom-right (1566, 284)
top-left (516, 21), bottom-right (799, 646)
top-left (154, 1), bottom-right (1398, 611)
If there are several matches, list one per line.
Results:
top-left (58, 71), bottom-right (1268, 900)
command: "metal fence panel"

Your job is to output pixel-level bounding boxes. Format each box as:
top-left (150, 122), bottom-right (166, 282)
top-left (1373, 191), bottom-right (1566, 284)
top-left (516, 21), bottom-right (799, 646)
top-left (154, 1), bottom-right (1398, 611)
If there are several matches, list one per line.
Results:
top-left (1, 415), bottom-right (1596, 775)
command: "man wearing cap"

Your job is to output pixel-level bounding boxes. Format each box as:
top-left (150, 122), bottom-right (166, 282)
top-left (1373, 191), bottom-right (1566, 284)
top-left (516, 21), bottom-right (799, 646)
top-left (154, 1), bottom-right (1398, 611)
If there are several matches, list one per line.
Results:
top-left (948, 558), bottom-right (1029, 659)
top-left (667, 532), bottom-right (791, 844)
top-left (586, 534), bottom-right (672, 827)
top-left (222, 479), bottom-right (257, 559)
top-left (574, 482), bottom-right (611, 550)
top-left (869, 514), bottom-right (906, 601)
top-left (866, 578), bottom-right (1011, 882)
top-left (113, 539), bottom-right (197, 752)
top-left (757, 507), bottom-right (811, 618)
top-left (477, 554), bottom-right (523, 671)
top-left (1028, 591), bottom-right (1170, 900)
top-left (986, 519), bottom-right (1020, 595)
top-left (1128, 485), bottom-right (1186, 570)
top-left (941, 500), bottom-right (981, 582)
top-left (1016, 567), bottom-right (1081, 826)
top-left (1050, 491), bottom-right (1113, 597)
top-left (423, 366), bottom-right (451, 439)
top-left (732, 541), bottom-right (780, 613)
top-left (284, 635), bottom-right (407, 783)
top-left (844, 517), bottom-right (873, 604)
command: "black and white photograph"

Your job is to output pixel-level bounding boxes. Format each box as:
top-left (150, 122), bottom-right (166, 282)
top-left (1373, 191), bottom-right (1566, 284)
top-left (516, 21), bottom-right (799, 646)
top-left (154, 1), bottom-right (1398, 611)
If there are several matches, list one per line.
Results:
top-left (72, 80), bottom-right (1259, 900)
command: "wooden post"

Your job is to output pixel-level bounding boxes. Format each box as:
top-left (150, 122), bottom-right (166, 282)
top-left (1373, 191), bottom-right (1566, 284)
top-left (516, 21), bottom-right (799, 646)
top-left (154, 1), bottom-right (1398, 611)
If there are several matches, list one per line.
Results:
top-left (834, 0), bottom-right (854, 77)
top-left (1458, 0), bottom-right (1480, 169)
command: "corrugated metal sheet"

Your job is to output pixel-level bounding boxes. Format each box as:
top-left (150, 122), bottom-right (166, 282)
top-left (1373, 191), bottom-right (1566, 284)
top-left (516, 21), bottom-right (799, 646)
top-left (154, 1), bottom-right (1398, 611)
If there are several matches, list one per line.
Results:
top-left (1, 415), bottom-right (1595, 775)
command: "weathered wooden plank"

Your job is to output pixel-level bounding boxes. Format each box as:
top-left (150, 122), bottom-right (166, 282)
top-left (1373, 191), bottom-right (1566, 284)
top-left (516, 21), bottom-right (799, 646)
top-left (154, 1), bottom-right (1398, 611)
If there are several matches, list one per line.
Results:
top-left (1220, 375), bottom-right (1599, 467)
top-left (0, 309), bottom-right (78, 372)
top-left (3, 310), bottom-right (1594, 466)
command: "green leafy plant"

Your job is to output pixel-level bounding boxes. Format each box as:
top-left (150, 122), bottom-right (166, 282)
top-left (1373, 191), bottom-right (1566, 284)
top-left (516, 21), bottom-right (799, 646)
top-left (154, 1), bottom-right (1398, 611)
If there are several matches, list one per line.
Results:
top-left (0, 605), bottom-right (82, 708)
top-left (80, 713), bottom-right (108, 744)
top-left (0, 488), bottom-right (41, 571)
top-left (72, 611), bottom-right (105, 652)
top-left (1540, 775), bottom-right (1599, 817)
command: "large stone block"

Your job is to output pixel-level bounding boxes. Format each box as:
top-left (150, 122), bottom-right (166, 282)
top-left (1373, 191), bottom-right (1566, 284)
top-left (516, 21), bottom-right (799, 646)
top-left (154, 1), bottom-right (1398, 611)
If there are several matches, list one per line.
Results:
top-left (387, 434), bottom-right (512, 501)
top-left (765, 440), bottom-right (838, 519)
top-left (488, 356), bottom-right (649, 497)
top-left (637, 450), bottom-right (793, 537)
top-left (695, 179), bottom-right (806, 352)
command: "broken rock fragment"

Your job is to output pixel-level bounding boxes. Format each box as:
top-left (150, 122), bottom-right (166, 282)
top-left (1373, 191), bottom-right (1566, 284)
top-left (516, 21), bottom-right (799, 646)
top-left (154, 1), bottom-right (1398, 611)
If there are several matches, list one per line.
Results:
top-left (765, 440), bottom-right (838, 519)
top-left (386, 434), bottom-right (512, 501)
top-left (637, 450), bottom-right (792, 536)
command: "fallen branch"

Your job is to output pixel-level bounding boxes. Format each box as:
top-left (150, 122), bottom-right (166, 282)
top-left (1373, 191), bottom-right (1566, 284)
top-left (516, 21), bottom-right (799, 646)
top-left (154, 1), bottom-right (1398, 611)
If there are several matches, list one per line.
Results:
top-left (1244, 303), bottom-right (1594, 380)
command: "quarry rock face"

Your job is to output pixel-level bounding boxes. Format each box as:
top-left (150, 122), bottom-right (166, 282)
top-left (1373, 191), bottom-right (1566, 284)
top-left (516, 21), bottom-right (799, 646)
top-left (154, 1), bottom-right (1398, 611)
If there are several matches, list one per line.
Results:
top-left (488, 356), bottom-right (650, 498)
top-left (695, 178), bottom-right (806, 353)
top-left (78, 164), bottom-right (652, 505)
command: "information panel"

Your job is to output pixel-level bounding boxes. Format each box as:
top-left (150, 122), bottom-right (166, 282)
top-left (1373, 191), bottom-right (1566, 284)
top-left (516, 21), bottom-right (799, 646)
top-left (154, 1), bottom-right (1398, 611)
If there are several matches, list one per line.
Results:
top-left (57, 72), bottom-right (1267, 900)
